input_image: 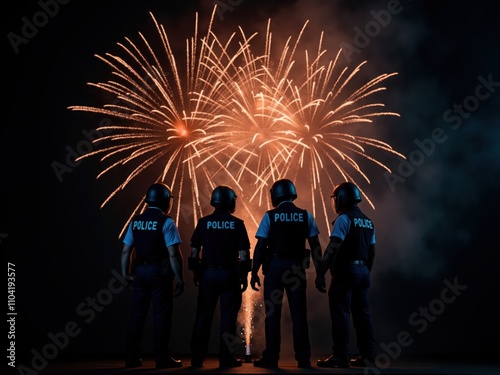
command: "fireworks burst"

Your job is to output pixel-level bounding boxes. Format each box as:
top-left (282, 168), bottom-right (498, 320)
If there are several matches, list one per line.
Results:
top-left (68, 4), bottom-right (405, 357)
top-left (68, 7), bottom-right (253, 237)
top-left (185, 18), bottom-right (405, 232)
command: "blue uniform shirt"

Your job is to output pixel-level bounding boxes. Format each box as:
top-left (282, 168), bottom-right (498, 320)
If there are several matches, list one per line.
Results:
top-left (123, 207), bottom-right (182, 247)
top-left (330, 214), bottom-right (376, 245)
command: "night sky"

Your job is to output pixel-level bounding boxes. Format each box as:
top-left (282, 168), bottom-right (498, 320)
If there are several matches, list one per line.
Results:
top-left (2, 0), bottom-right (500, 372)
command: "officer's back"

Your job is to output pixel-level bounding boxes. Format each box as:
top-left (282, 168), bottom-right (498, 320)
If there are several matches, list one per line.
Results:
top-left (130, 208), bottom-right (170, 262)
top-left (194, 209), bottom-right (246, 267)
top-left (266, 201), bottom-right (309, 259)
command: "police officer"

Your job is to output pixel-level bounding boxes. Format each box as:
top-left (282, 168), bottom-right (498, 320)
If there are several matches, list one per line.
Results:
top-left (188, 186), bottom-right (251, 369)
top-left (121, 183), bottom-right (185, 369)
top-left (250, 178), bottom-right (321, 369)
top-left (315, 181), bottom-right (377, 368)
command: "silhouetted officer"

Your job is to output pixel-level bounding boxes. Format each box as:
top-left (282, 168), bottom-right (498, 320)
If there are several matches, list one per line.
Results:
top-left (188, 186), bottom-right (251, 369)
top-left (121, 183), bottom-right (185, 369)
top-left (250, 179), bottom-right (321, 369)
top-left (315, 181), bottom-right (377, 368)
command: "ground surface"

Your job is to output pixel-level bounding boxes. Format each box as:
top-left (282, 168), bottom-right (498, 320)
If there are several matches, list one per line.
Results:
top-left (33, 356), bottom-right (500, 375)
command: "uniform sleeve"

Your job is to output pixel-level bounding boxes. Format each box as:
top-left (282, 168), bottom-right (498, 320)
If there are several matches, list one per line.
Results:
top-left (307, 212), bottom-right (320, 238)
top-left (123, 222), bottom-right (134, 246)
top-left (330, 214), bottom-right (351, 240)
top-left (255, 212), bottom-right (271, 239)
top-left (371, 228), bottom-right (376, 245)
top-left (163, 217), bottom-right (182, 247)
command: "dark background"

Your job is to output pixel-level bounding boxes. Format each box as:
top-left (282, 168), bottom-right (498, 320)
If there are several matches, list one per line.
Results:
top-left (2, 0), bottom-right (500, 372)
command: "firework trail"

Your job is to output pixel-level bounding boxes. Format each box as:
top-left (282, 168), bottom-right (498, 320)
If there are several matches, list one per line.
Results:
top-left (68, 5), bottom-right (405, 357)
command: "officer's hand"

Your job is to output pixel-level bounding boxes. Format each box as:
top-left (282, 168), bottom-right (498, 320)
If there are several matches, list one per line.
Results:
top-left (174, 281), bottom-right (185, 297)
top-left (315, 275), bottom-right (326, 293)
top-left (124, 275), bottom-right (134, 291)
top-left (250, 274), bottom-right (260, 291)
top-left (240, 277), bottom-right (248, 292)
top-left (193, 271), bottom-right (200, 288)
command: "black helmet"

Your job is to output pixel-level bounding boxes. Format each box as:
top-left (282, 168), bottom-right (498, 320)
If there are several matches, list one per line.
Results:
top-left (331, 182), bottom-right (361, 214)
top-left (145, 183), bottom-right (173, 213)
top-left (270, 179), bottom-right (297, 207)
top-left (210, 186), bottom-right (237, 213)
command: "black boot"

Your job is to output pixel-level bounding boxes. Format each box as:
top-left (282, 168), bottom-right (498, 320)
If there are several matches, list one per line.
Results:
top-left (219, 356), bottom-right (243, 368)
top-left (317, 354), bottom-right (350, 368)
top-left (155, 357), bottom-right (183, 369)
top-left (351, 356), bottom-right (376, 367)
top-left (253, 357), bottom-right (278, 368)
top-left (125, 357), bottom-right (142, 368)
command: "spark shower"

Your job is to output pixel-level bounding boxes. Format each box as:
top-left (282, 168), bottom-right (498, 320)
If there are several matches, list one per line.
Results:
top-left (68, 4), bottom-right (404, 355)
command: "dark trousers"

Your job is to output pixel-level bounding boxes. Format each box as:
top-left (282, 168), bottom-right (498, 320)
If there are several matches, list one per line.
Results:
top-left (328, 264), bottom-right (376, 360)
top-left (125, 264), bottom-right (174, 363)
top-left (262, 258), bottom-right (311, 362)
top-left (191, 268), bottom-right (242, 363)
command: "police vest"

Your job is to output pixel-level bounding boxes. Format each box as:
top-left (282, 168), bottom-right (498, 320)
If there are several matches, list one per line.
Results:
top-left (131, 208), bottom-right (170, 261)
top-left (190, 209), bottom-right (250, 267)
top-left (333, 206), bottom-right (374, 266)
top-left (266, 202), bottom-right (309, 259)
